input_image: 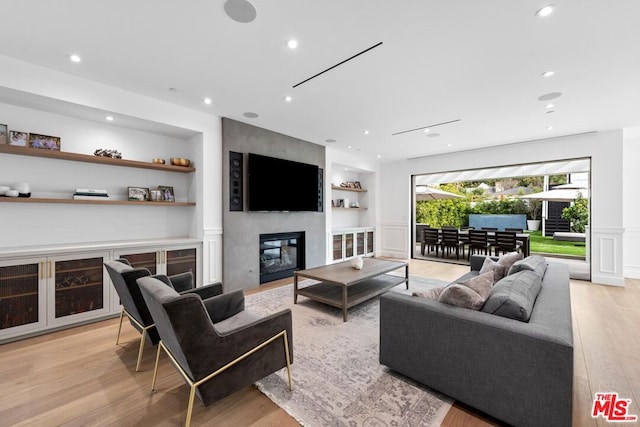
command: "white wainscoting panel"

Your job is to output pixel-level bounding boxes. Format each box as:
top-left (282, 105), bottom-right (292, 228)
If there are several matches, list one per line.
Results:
top-left (591, 227), bottom-right (625, 286)
top-left (203, 228), bottom-right (223, 285)
top-left (380, 222), bottom-right (409, 259)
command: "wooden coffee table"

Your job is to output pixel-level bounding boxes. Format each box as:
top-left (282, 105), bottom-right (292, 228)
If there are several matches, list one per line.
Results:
top-left (294, 258), bottom-right (408, 321)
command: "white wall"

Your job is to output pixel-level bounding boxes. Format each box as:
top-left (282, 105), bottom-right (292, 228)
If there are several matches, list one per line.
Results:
top-left (0, 55), bottom-right (223, 284)
top-left (380, 130), bottom-right (625, 286)
top-left (623, 127), bottom-right (640, 278)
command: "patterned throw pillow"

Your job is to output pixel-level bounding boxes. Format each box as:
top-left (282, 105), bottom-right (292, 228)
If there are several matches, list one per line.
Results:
top-left (412, 287), bottom-right (446, 299)
top-left (438, 284), bottom-right (485, 310)
top-left (497, 252), bottom-right (523, 275)
top-left (437, 271), bottom-right (494, 310)
top-left (458, 270), bottom-right (494, 300)
top-left (479, 257), bottom-right (507, 281)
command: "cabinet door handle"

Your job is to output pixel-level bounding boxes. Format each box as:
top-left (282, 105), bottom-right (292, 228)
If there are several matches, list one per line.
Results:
top-left (40, 262), bottom-right (44, 280)
top-left (49, 261), bottom-right (53, 278)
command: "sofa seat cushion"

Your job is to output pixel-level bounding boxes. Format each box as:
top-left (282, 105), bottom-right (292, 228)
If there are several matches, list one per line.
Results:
top-left (481, 270), bottom-right (542, 322)
top-left (508, 255), bottom-right (548, 278)
top-left (214, 310), bottom-right (262, 334)
top-left (438, 271), bottom-right (494, 310)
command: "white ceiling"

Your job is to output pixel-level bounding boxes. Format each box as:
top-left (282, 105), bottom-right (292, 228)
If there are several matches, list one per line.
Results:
top-left (1, 0), bottom-right (639, 162)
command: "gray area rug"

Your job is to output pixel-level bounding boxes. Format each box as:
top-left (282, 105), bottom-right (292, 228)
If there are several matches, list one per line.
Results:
top-left (247, 276), bottom-right (452, 427)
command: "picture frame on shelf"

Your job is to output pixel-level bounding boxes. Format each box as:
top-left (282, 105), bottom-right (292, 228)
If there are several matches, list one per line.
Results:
top-left (347, 181), bottom-right (355, 188)
top-left (9, 130), bottom-right (28, 146)
top-left (354, 181), bottom-right (362, 189)
top-left (158, 186), bottom-right (175, 202)
top-left (128, 187), bottom-right (150, 201)
top-left (28, 133), bottom-right (61, 151)
top-left (0, 124), bottom-right (7, 144)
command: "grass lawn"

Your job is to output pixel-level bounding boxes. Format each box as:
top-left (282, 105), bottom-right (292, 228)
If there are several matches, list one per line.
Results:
top-left (527, 230), bottom-right (586, 257)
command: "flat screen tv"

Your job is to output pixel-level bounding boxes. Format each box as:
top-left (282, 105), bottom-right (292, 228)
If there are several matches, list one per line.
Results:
top-left (248, 153), bottom-right (321, 212)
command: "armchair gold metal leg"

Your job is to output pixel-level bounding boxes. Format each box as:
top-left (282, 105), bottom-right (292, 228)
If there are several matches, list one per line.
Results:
top-left (116, 308), bottom-right (125, 345)
top-left (135, 329), bottom-right (147, 372)
top-left (151, 343), bottom-right (162, 391)
top-left (116, 308), bottom-right (155, 371)
top-left (154, 332), bottom-right (293, 426)
top-left (283, 330), bottom-right (293, 391)
top-left (186, 385), bottom-right (197, 427)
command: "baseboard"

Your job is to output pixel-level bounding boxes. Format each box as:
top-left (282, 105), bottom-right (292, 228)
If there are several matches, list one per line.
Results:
top-left (590, 274), bottom-right (626, 287)
top-left (623, 265), bottom-right (640, 279)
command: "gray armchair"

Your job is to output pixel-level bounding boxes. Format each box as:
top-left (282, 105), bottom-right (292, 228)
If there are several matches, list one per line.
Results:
top-left (137, 276), bottom-right (293, 427)
top-left (104, 259), bottom-right (223, 371)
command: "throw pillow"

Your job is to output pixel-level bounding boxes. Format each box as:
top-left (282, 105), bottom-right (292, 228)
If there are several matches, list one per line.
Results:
top-left (458, 270), bottom-right (494, 300)
top-left (412, 286), bottom-right (445, 299)
top-left (479, 257), bottom-right (507, 281)
top-left (508, 255), bottom-right (548, 278)
top-left (481, 270), bottom-right (542, 322)
top-left (498, 252), bottom-right (524, 276)
top-left (439, 284), bottom-right (485, 310)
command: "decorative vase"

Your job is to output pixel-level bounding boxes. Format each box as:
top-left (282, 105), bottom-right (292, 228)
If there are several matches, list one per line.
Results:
top-left (351, 256), bottom-right (364, 270)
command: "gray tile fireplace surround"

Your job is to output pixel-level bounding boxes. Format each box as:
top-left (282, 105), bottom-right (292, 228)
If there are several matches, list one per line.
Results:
top-left (222, 118), bottom-right (326, 292)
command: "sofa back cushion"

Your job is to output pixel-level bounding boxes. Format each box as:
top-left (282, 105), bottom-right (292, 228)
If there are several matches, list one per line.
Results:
top-left (481, 270), bottom-right (542, 322)
top-left (508, 255), bottom-right (548, 278)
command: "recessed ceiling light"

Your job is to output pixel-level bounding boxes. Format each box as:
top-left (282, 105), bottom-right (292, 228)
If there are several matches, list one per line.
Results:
top-left (204, 98), bottom-right (212, 105)
top-left (283, 95), bottom-right (292, 102)
top-left (542, 70), bottom-right (555, 78)
top-left (243, 112), bottom-right (259, 118)
top-left (70, 54), bottom-right (82, 63)
top-left (105, 116), bottom-right (114, 121)
top-left (287, 39), bottom-right (298, 49)
top-left (535, 5), bottom-right (554, 17)
top-left (447, 144), bottom-right (452, 147)
top-left (423, 128), bottom-right (430, 133)
top-left (348, 145), bottom-right (352, 149)
top-left (377, 155), bottom-right (382, 159)
top-left (363, 130), bottom-right (369, 135)
top-left (224, 0), bottom-right (257, 23)
top-left (547, 126), bottom-right (555, 130)
top-left (546, 103), bottom-right (555, 109)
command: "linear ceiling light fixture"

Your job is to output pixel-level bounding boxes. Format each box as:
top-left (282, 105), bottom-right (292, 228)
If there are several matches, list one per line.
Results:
top-left (292, 42), bottom-right (383, 88)
top-left (392, 119), bottom-right (461, 136)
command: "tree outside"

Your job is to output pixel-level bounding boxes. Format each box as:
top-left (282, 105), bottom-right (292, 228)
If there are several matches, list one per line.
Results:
top-left (561, 194), bottom-right (589, 233)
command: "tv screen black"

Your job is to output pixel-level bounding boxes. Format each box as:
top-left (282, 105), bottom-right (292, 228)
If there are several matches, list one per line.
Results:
top-left (248, 153), bottom-right (320, 212)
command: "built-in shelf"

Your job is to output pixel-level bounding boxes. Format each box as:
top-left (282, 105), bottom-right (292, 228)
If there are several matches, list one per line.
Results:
top-left (331, 185), bottom-right (367, 193)
top-left (0, 144), bottom-right (195, 173)
top-left (0, 197), bottom-right (195, 207)
top-left (332, 207), bottom-right (368, 210)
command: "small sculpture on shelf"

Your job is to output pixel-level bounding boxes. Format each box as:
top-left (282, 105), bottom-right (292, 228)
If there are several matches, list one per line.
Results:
top-left (339, 181), bottom-right (362, 189)
top-left (94, 148), bottom-right (122, 158)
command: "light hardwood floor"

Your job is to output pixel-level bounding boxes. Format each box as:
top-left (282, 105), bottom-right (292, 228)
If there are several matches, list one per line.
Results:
top-left (1, 259), bottom-right (638, 426)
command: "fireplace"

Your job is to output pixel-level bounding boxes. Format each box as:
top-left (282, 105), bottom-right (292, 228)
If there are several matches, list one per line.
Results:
top-left (259, 232), bottom-right (305, 284)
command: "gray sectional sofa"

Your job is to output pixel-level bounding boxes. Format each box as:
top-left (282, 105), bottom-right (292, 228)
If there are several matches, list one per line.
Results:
top-left (379, 255), bottom-right (573, 427)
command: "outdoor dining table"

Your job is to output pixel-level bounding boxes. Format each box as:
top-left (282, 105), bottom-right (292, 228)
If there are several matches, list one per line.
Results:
top-left (435, 229), bottom-right (530, 257)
